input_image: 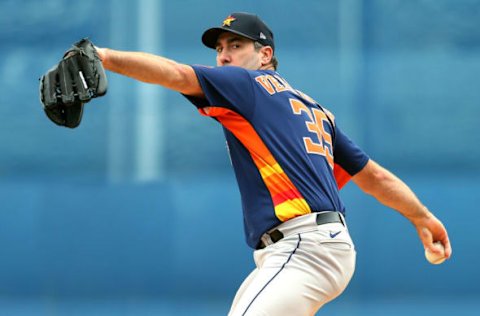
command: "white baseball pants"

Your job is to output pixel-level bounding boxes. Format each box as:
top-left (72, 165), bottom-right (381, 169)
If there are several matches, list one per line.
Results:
top-left (228, 213), bottom-right (356, 316)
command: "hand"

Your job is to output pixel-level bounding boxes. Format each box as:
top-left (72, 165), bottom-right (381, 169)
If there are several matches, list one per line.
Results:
top-left (413, 210), bottom-right (452, 260)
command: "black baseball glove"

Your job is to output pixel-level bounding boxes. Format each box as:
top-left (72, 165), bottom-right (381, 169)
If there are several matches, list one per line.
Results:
top-left (39, 38), bottom-right (107, 128)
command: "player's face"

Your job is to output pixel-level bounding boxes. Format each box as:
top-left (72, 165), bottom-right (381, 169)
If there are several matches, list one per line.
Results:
top-left (215, 33), bottom-right (262, 70)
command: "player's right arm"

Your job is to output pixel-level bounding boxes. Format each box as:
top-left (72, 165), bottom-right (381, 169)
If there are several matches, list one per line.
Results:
top-left (352, 159), bottom-right (452, 259)
top-left (96, 48), bottom-right (204, 98)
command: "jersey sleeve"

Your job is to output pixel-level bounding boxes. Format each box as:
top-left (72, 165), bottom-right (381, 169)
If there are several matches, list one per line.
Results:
top-left (184, 65), bottom-right (256, 119)
top-left (333, 126), bottom-right (370, 189)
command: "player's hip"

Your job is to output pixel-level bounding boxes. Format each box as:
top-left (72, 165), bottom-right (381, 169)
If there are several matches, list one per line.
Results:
top-left (232, 213), bottom-right (356, 315)
top-left (257, 211), bottom-right (353, 250)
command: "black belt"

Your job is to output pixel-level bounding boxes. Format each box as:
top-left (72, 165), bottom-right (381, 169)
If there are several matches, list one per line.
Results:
top-left (257, 212), bottom-right (344, 249)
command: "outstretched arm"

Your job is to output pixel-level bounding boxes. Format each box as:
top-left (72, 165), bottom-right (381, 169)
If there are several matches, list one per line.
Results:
top-left (95, 47), bottom-right (204, 98)
top-left (352, 159), bottom-right (452, 260)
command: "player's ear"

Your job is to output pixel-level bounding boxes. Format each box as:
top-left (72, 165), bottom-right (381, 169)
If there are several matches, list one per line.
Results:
top-left (260, 46), bottom-right (273, 65)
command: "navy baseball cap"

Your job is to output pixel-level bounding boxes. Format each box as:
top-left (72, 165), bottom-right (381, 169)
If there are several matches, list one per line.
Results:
top-left (202, 12), bottom-right (275, 51)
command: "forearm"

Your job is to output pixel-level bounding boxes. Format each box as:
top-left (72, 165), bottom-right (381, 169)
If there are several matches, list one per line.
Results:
top-left (97, 48), bottom-right (203, 96)
top-left (352, 160), bottom-right (431, 224)
top-left (352, 159), bottom-right (451, 257)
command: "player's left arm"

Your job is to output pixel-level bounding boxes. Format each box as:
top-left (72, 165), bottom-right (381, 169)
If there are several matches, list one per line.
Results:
top-left (96, 47), bottom-right (204, 97)
top-left (352, 159), bottom-right (452, 259)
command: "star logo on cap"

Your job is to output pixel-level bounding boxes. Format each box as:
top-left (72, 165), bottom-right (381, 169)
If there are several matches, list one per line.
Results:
top-left (222, 15), bottom-right (236, 27)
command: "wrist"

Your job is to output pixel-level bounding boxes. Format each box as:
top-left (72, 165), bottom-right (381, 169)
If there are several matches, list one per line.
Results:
top-left (95, 47), bottom-right (108, 65)
top-left (409, 206), bottom-right (433, 227)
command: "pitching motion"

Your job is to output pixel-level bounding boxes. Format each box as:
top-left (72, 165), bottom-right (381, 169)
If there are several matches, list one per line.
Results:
top-left (38, 12), bottom-right (452, 315)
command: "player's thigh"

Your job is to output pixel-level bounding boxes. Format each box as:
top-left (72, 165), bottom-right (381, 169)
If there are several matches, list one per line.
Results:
top-left (229, 268), bottom-right (259, 313)
top-left (229, 236), bottom-right (302, 316)
top-left (241, 267), bottom-right (324, 316)
top-left (299, 228), bottom-right (357, 298)
top-left (229, 232), bottom-right (356, 316)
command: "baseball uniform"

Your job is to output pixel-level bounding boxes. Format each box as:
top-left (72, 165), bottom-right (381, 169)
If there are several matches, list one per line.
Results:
top-left (184, 65), bottom-right (369, 315)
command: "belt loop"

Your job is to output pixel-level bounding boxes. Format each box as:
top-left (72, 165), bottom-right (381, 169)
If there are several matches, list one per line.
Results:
top-left (315, 211), bottom-right (344, 226)
top-left (338, 212), bottom-right (346, 226)
top-left (269, 229), bottom-right (284, 243)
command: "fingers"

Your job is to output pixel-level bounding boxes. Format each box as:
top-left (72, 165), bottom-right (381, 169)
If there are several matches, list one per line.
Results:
top-left (40, 60), bottom-right (84, 127)
top-left (66, 56), bottom-right (92, 102)
top-left (420, 227), bottom-right (432, 244)
top-left (69, 51), bottom-right (107, 98)
top-left (74, 53), bottom-right (94, 84)
top-left (431, 221), bottom-right (452, 259)
top-left (441, 234), bottom-right (452, 259)
top-left (418, 220), bottom-right (452, 260)
top-left (40, 66), bottom-right (69, 126)
top-left (58, 60), bottom-right (75, 105)
top-left (420, 227), bottom-right (438, 253)
top-left (40, 66), bottom-right (60, 107)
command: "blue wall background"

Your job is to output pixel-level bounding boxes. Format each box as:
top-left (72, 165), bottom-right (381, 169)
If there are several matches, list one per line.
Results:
top-left (1, 0), bottom-right (479, 315)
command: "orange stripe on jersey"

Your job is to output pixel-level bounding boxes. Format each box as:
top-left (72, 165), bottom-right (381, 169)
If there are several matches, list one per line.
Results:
top-left (334, 163), bottom-right (351, 189)
top-left (199, 106), bottom-right (311, 221)
top-left (271, 188), bottom-right (302, 205)
top-left (274, 199), bottom-right (311, 221)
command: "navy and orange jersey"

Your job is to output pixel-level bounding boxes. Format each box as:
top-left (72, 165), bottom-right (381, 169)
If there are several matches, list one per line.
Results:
top-left (185, 65), bottom-right (369, 248)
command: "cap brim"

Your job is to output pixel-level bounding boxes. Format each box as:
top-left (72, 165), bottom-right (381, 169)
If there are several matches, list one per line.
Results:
top-left (202, 27), bottom-right (257, 49)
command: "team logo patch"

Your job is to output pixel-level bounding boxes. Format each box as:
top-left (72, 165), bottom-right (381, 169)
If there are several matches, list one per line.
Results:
top-left (223, 15), bottom-right (236, 27)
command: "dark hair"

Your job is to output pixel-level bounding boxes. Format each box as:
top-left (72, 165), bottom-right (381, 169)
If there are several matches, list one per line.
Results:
top-left (254, 41), bottom-right (278, 70)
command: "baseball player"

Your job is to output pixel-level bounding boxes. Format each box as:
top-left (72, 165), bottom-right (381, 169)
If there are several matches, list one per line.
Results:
top-left (39, 12), bottom-right (452, 316)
